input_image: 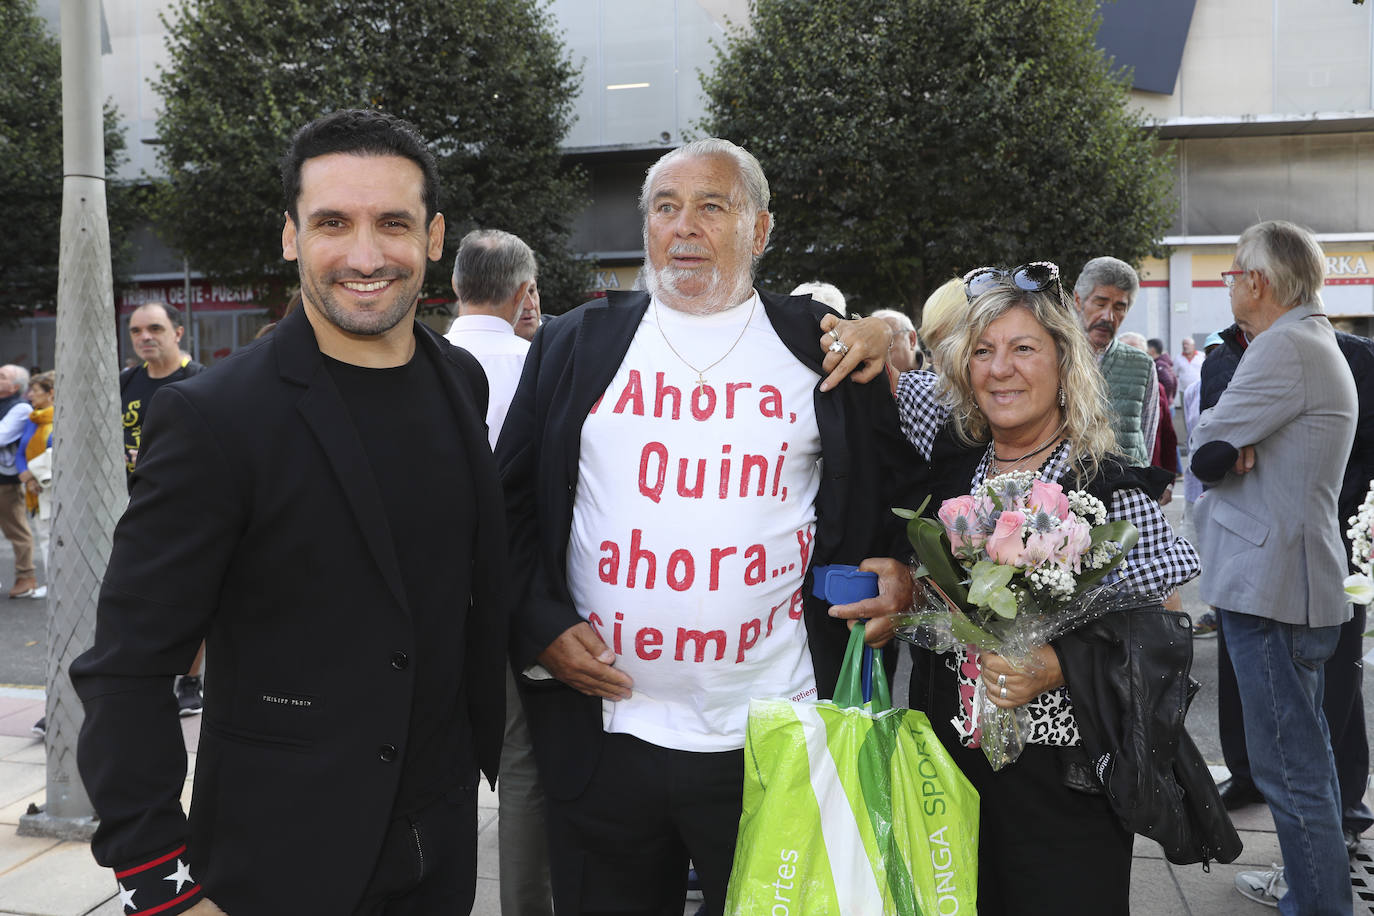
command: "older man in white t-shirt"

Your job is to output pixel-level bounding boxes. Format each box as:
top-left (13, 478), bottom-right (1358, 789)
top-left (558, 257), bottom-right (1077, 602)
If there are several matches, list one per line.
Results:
top-left (497, 139), bottom-right (918, 913)
top-left (444, 229), bottom-right (553, 916)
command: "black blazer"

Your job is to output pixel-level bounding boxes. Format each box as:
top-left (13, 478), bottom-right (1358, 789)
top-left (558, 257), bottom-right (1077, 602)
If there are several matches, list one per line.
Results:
top-left (71, 307), bottom-right (509, 914)
top-left (495, 289), bottom-right (923, 799)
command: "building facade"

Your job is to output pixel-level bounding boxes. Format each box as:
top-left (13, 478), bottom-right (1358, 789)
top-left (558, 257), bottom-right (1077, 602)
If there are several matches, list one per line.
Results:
top-left (1106, 0), bottom-right (1374, 349)
top-left (11, 0), bottom-right (1369, 368)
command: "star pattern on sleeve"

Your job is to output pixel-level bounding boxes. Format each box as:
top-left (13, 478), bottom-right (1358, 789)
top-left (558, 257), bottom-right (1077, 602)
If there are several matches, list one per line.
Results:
top-left (164, 858), bottom-right (194, 895)
top-left (112, 844), bottom-right (202, 915)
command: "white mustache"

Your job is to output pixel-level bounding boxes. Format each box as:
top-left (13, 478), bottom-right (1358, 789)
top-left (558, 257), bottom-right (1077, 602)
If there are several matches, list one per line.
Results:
top-left (666, 244), bottom-right (710, 259)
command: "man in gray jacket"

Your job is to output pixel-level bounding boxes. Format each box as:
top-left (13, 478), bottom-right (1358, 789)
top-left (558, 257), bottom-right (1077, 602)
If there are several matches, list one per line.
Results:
top-left (1190, 219), bottom-right (1356, 914)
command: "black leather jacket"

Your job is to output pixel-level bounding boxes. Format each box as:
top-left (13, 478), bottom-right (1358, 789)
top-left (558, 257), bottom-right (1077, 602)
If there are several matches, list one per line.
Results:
top-left (1055, 601), bottom-right (1242, 867)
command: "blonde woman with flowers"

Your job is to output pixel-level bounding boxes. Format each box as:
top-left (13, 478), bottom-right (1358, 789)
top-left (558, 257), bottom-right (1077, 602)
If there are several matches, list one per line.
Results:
top-left (819, 266), bottom-right (1200, 915)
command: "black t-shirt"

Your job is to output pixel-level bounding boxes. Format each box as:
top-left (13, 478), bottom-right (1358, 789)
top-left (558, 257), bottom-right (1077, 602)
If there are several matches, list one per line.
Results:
top-left (323, 341), bottom-right (478, 815)
top-left (122, 362), bottom-right (203, 481)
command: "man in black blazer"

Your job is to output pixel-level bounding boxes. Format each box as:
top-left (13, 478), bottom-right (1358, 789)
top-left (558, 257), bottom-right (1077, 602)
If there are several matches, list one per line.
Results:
top-left (72, 110), bottom-right (508, 916)
top-left (496, 139), bottom-right (919, 913)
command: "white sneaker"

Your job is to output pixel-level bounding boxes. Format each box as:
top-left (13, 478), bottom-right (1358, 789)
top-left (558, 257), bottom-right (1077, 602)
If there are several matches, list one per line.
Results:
top-left (29, 585), bottom-right (46, 599)
top-left (1235, 866), bottom-right (1286, 907)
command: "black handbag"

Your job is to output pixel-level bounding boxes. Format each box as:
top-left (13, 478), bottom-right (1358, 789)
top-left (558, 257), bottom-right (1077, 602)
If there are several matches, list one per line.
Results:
top-left (1055, 600), bottom-right (1243, 868)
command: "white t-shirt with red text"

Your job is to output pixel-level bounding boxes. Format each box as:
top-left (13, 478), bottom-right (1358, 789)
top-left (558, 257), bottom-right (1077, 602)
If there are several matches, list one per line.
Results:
top-left (566, 292), bottom-right (823, 752)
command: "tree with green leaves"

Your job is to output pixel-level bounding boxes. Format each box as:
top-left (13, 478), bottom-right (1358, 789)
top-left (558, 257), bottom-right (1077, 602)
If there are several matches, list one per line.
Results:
top-left (700, 0), bottom-right (1175, 316)
top-left (152, 0), bottom-right (587, 311)
top-left (0, 0), bottom-right (129, 321)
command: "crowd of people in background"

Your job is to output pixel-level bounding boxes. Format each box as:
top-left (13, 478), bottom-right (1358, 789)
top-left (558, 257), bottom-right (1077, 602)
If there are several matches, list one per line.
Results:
top-left (32, 109), bottom-right (1363, 916)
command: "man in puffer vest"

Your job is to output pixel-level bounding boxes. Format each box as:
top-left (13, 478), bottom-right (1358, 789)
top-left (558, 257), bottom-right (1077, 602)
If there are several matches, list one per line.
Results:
top-left (1073, 257), bottom-right (1159, 469)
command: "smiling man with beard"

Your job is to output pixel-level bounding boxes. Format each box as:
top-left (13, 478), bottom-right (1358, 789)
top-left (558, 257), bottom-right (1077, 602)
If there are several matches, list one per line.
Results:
top-left (1073, 256), bottom-right (1159, 467)
top-left (495, 138), bottom-right (919, 913)
top-left (72, 110), bottom-right (508, 916)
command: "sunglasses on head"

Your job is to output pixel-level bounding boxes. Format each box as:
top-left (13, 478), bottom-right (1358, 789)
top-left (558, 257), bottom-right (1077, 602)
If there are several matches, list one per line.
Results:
top-left (962, 262), bottom-right (1062, 302)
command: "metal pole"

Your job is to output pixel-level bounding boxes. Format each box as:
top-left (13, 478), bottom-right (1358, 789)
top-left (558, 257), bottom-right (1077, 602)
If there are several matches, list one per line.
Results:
top-left (183, 256), bottom-right (194, 362)
top-left (20, 0), bottom-right (126, 839)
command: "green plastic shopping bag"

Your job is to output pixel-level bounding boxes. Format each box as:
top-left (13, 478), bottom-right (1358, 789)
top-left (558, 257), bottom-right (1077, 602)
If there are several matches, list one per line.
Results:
top-left (724, 625), bottom-right (979, 916)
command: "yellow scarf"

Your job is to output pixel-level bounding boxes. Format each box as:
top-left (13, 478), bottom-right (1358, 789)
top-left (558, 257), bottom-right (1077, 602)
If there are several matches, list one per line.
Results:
top-left (25, 407), bottom-right (52, 463)
top-left (24, 407), bottom-right (52, 515)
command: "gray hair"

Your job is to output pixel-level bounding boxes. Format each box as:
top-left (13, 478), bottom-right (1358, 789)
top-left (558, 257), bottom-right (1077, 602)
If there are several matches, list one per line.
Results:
top-left (1118, 331), bottom-right (1148, 351)
top-left (791, 282), bottom-right (847, 316)
top-left (452, 229), bottom-right (537, 307)
top-left (870, 308), bottom-right (915, 332)
top-left (1235, 220), bottom-right (1325, 311)
top-left (1073, 256), bottom-right (1139, 303)
top-left (0, 365), bottom-right (30, 394)
top-left (640, 138), bottom-right (770, 216)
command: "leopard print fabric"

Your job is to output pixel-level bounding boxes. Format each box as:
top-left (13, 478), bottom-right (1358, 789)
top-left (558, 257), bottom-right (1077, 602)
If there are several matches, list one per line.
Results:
top-left (946, 648), bottom-right (1081, 748)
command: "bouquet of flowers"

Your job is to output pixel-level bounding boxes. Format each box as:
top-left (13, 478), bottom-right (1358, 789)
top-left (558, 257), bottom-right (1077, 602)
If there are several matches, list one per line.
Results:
top-left (1346, 480), bottom-right (1374, 606)
top-left (893, 471), bottom-right (1140, 770)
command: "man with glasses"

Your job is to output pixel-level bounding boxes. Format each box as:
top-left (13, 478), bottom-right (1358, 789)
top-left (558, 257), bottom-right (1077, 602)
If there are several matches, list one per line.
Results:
top-left (1191, 220), bottom-right (1356, 912)
top-left (1072, 257), bottom-right (1158, 468)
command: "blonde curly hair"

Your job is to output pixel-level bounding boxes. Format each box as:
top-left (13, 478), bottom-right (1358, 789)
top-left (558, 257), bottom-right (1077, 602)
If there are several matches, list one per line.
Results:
top-left (936, 282), bottom-right (1117, 478)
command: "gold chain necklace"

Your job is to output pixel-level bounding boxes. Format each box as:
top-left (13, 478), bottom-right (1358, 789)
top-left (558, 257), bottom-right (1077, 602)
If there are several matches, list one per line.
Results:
top-left (653, 295), bottom-right (757, 393)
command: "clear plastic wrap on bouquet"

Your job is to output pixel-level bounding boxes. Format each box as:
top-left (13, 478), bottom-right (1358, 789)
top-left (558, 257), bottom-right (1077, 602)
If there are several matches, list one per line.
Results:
top-left (893, 575), bottom-right (1146, 770)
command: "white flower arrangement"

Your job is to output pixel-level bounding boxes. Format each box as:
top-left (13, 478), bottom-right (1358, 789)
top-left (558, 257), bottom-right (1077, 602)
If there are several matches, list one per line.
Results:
top-left (1346, 481), bottom-right (1374, 605)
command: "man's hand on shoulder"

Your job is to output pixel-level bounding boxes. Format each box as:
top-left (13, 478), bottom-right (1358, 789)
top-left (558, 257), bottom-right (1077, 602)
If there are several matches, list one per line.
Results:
top-left (537, 622), bottom-right (634, 700)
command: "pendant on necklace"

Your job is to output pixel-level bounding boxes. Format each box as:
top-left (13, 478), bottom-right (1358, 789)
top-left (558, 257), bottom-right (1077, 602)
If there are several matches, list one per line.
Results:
top-left (695, 372), bottom-right (707, 393)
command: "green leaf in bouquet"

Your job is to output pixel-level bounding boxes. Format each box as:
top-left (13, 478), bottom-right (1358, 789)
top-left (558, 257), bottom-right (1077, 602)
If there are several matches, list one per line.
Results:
top-left (908, 515), bottom-right (969, 606)
top-left (892, 494), bottom-right (932, 522)
top-left (988, 587), bottom-right (1018, 618)
top-left (1077, 520), bottom-right (1141, 589)
top-left (946, 601), bottom-right (1002, 650)
top-left (968, 560), bottom-right (1015, 606)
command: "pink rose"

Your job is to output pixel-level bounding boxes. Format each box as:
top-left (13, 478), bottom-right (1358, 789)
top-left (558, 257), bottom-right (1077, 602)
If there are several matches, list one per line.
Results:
top-left (938, 494), bottom-right (984, 553)
top-left (1029, 479), bottom-right (1071, 521)
top-left (985, 510), bottom-right (1027, 566)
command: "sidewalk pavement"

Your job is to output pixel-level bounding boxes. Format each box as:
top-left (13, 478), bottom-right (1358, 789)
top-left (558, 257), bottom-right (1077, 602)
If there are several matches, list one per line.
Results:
top-left (3, 686), bottom-right (1371, 916)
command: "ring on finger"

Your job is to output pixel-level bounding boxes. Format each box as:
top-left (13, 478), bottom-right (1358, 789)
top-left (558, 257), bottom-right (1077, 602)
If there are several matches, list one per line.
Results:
top-left (828, 327), bottom-right (842, 344)
top-left (828, 339), bottom-right (848, 354)
top-left (999, 686), bottom-right (1008, 699)
top-left (996, 674), bottom-right (1006, 688)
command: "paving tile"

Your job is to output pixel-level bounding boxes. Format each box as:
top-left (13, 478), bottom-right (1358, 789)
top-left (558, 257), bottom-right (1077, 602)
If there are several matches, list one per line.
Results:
top-left (1229, 830), bottom-right (1284, 867)
top-left (81, 896), bottom-right (125, 916)
top-left (471, 876), bottom-right (500, 916)
top-left (0, 704), bottom-right (44, 739)
top-left (1129, 855), bottom-right (1185, 915)
top-left (0, 786), bottom-right (46, 826)
top-left (0, 840), bottom-right (114, 916)
top-left (0, 736), bottom-right (34, 760)
top-left (0, 830), bottom-right (59, 877)
top-left (0, 762), bottom-right (46, 810)
top-left (2, 742), bottom-right (45, 766)
top-left (1225, 801), bottom-right (1278, 833)
top-left (1172, 860), bottom-right (1274, 914)
top-left (180, 716), bottom-right (200, 754)
top-left (476, 812), bottom-right (499, 881)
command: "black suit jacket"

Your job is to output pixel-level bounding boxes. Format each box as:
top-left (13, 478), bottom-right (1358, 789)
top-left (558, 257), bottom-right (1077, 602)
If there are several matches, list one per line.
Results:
top-left (71, 307), bottom-right (508, 914)
top-left (495, 289), bottom-right (922, 799)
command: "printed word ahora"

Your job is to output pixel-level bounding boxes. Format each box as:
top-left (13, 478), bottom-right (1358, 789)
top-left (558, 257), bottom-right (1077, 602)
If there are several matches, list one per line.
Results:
top-left (592, 370), bottom-right (795, 423)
